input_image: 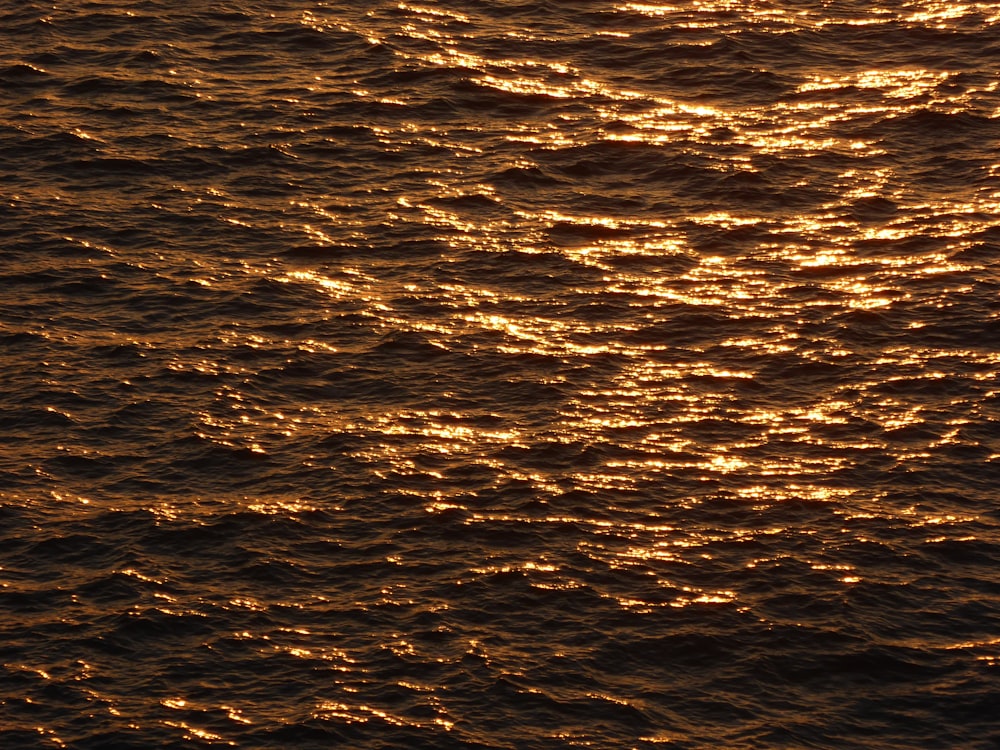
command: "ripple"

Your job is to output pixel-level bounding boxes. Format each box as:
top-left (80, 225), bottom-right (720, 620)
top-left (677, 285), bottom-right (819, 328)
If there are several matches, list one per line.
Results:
top-left (2, 0), bottom-right (1000, 748)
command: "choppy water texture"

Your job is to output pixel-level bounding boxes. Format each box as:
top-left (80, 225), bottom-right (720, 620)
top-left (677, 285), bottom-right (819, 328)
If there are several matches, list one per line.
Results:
top-left (3, 1), bottom-right (1000, 747)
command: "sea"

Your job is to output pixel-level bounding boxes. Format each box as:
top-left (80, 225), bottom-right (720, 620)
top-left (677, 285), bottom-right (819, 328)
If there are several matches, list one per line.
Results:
top-left (2, 1), bottom-right (999, 748)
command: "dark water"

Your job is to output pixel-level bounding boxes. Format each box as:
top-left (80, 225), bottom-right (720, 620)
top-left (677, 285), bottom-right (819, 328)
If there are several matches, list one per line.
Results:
top-left (2, 1), bottom-right (1000, 747)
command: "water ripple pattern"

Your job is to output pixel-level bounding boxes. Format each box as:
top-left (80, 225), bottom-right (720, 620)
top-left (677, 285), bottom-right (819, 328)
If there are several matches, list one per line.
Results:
top-left (2, 1), bottom-right (999, 748)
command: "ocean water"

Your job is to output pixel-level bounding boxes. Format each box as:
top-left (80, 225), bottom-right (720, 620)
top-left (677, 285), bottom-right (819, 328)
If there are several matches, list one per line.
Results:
top-left (2, 1), bottom-right (1000, 747)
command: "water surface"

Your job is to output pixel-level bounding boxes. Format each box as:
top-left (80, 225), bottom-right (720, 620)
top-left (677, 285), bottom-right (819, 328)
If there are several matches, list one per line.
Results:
top-left (2, 1), bottom-right (1000, 748)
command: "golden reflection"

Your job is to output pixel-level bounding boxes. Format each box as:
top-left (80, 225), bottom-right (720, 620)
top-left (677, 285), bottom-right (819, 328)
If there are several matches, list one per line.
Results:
top-left (313, 700), bottom-right (453, 732)
top-left (617, 1), bottom-right (807, 29)
top-left (905, 3), bottom-right (1000, 26)
top-left (585, 62), bottom-right (985, 162)
top-left (397, 2), bottom-right (470, 23)
top-left (162, 722), bottom-right (233, 746)
top-left (798, 69), bottom-right (949, 98)
top-left (671, 589), bottom-right (738, 607)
